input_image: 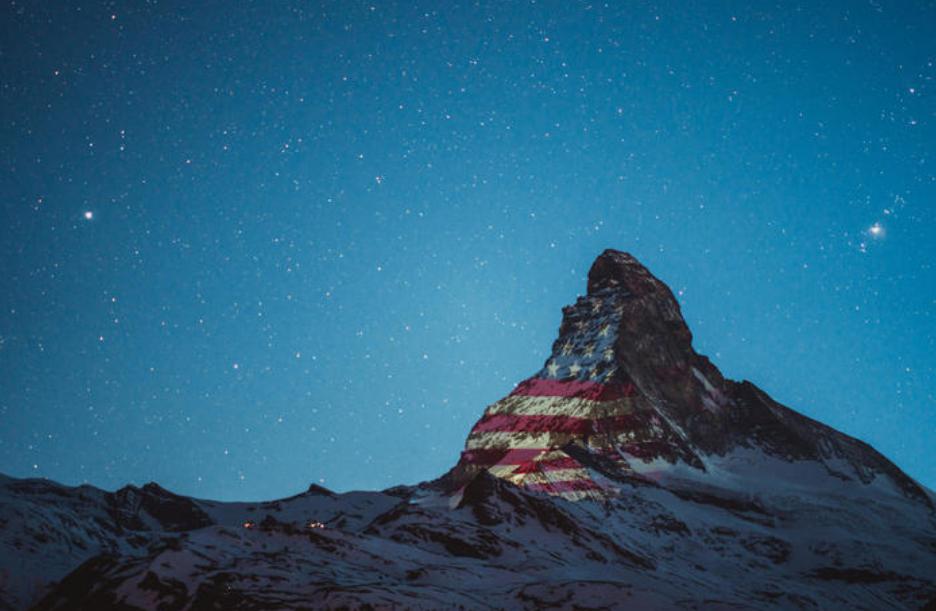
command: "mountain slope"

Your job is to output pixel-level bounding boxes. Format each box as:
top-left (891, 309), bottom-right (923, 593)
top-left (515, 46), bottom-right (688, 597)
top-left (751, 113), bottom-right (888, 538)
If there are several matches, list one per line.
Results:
top-left (3, 250), bottom-right (935, 610)
top-left (444, 250), bottom-right (931, 507)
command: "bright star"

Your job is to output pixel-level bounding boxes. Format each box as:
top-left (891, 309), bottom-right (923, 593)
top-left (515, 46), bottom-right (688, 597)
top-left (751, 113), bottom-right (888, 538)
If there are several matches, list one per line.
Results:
top-left (83, 211), bottom-right (94, 220)
top-left (868, 223), bottom-right (884, 238)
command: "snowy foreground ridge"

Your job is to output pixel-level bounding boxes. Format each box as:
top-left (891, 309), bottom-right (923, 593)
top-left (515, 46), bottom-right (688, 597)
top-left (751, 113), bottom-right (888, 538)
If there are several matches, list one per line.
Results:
top-left (2, 250), bottom-right (935, 610)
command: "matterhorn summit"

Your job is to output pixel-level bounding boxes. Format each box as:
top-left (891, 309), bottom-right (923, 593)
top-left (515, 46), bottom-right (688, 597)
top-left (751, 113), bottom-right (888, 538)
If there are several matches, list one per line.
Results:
top-left (445, 249), bottom-right (932, 508)
top-left (2, 250), bottom-right (934, 610)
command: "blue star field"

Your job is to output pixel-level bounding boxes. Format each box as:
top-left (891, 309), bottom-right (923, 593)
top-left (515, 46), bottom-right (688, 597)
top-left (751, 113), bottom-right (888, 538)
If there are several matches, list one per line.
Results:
top-left (1, 2), bottom-right (934, 500)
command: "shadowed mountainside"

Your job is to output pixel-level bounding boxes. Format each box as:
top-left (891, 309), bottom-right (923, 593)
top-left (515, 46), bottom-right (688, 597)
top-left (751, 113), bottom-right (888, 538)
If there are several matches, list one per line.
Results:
top-left (3, 250), bottom-right (935, 610)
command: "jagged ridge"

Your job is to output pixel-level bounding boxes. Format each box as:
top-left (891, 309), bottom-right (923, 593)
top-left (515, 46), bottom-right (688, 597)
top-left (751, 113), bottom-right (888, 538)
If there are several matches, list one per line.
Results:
top-left (445, 249), bottom-right (932, 508)
top-left (2, 249), bottom-right (935, 610)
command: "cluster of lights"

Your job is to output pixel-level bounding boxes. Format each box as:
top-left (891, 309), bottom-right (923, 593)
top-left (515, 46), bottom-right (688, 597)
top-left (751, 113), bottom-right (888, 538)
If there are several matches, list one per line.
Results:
top-left (241, 519), bottom-right (327, 530)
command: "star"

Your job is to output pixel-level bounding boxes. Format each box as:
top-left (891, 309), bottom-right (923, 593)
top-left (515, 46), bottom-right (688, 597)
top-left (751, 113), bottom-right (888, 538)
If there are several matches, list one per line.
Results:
top-left (569, 362), bottom-right (582, 376)
top-left (868, 222), bottom-right (884, 238)
top-left (603, 347), bottom-right (614, 361)
top-left (599, 324), bottom-right (611, 337)
top-left (83, 211), bottom-right (94, 220)
top-left (560, 341), bottom-right (573, 356)
top-left (583, 343), bottom-right (595, 358)
top-left (591, 299), bottom-right (602, 313)
top-left (546, 361), bottom-right (559, 377)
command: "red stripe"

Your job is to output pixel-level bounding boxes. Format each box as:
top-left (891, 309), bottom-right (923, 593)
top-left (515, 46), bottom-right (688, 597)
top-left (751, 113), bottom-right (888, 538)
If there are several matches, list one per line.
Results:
top-left (459, 447), bottom-right (546, 467)
top-left (471, 413), bottom-right (640, 435)
top-left (524, 479), bottom-right (604, 493)
top-left (459, 448), bottom-right (506, 466)
top-left (472, 414), bottom-right (591, 435)
top-left (495, 448), bottom-right (548, 465)
top-left (510, 377), bottom-right (636, 401)
top-left (512, 456), bottom-right (582, 474)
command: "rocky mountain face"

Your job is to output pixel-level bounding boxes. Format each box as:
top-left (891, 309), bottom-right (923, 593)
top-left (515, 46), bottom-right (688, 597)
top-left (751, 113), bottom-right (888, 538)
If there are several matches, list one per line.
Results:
top-left (444, 250), bottom-right (931, 506)
top-left (3, 250), bottom-right (935, 610)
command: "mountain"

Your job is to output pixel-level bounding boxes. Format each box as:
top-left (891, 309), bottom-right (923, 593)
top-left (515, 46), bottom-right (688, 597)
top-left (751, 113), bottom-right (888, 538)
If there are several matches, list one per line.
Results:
top-left (2, 249), bottom-right (935, 610)
top-left (443, 250), bottom-right (932, 506)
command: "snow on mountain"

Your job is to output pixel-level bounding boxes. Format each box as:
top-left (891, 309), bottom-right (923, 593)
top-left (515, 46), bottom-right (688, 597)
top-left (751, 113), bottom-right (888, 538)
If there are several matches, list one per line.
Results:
top-left (3, 250), bottom-right (935, 610)
top-left (0, 473), bottom-right (400, 610)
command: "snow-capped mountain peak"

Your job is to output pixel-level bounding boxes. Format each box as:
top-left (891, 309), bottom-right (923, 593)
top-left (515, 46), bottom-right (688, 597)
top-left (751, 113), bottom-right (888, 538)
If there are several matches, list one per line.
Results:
top-left (2, 250), bottom-right (934, 610)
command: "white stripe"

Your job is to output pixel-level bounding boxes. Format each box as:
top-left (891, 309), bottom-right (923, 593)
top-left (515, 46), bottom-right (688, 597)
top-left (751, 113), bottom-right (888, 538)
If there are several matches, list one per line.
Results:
top-left (466, 430), bottom-right (573, 450)
top-left (487, 464), bottom-right (520, 478)
top-left (485, 395), bottom-right (636, 418)
top-left (557, 489), bottom-right (607, 501)
top-left (508, 468), bottom-right (591, 486)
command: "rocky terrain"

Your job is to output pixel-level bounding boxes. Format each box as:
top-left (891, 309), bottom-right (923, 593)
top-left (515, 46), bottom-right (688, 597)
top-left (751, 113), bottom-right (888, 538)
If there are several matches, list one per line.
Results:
top-left (2, 250), bottom-right (935, 610)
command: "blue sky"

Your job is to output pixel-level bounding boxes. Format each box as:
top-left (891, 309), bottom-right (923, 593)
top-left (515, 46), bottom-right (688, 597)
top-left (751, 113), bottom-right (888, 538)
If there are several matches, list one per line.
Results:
top-left (1, 1), bottom-right (934, 500)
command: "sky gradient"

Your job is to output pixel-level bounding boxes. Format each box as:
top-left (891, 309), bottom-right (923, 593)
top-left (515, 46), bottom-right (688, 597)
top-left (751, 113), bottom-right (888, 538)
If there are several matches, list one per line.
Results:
top-left (1, 1), bottom-right (934, 500)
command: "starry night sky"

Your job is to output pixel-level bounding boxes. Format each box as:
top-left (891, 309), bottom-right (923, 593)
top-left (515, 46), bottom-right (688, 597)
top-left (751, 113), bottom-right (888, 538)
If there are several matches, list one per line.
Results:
top-left (1, 1), bottom-right (934, 501)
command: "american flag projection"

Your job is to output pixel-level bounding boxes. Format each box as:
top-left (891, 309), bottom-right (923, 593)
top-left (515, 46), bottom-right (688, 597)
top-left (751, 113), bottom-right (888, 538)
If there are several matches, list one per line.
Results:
top-left (449, 251), bottom-right (722, 502)
top-left (454, 286), bottom-right (678, 501)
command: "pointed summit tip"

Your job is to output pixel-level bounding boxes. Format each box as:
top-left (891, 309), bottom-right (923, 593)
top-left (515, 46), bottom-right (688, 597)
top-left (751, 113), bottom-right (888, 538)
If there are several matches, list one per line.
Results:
top-left (586, 249), bottom-right (658, 296)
